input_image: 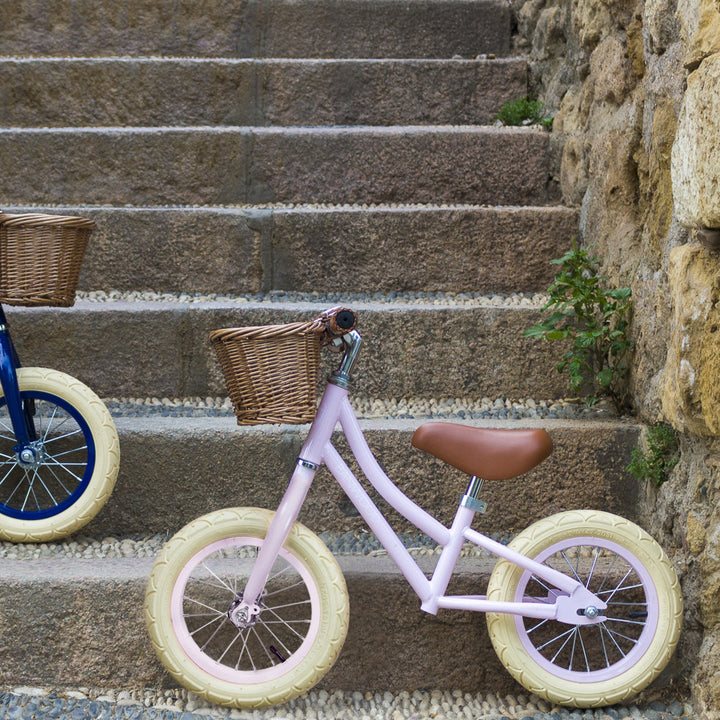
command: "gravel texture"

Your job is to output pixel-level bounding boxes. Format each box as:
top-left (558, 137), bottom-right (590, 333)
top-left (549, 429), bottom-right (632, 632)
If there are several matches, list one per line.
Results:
top-left (0, 687), bottom-right (694, 720)
top-left (101, 395), bottom-right (614, 421)
top-left (75, 289), bottom-right (547, 308)
top-left (0, 530), bottom-right (500, 561)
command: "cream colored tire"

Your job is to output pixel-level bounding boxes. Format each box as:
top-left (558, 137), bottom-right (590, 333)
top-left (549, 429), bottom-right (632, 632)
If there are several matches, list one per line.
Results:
top-left (145, 507), bottom-right (349, 708)
top-left (0, 367), bottom-right (119, 542)
top-left (486, 510), bottom-right (682, 708)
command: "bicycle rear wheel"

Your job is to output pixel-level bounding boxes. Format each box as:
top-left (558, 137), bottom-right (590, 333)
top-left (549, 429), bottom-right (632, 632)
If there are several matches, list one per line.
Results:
top-left (145, 507), bottom-right (349, 708)
top-left (486, 510), bottom-right (682, 708)
top-left (0, 367), bottom-right (119, 542)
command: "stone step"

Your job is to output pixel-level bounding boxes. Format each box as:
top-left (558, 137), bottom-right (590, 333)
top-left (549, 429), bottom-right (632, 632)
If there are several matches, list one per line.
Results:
top-left (0, 551), bottom-right (523, 694)
top-left (1, 0), bottom-right (511, 59)
top-left (0, 126), bottom-right (551, 207)
top-left (3, 204), bottom-right (578, 295)
top-left (0, 57), bottom-right (527, 127)
top-left (83, 414), bottom-right (639, 537)
top-left (7, 298), bottom-right (570, 400)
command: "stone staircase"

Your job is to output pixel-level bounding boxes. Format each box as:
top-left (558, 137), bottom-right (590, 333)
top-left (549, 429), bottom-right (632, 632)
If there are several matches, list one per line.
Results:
top-left (0, 0), bottom-right (640, 696)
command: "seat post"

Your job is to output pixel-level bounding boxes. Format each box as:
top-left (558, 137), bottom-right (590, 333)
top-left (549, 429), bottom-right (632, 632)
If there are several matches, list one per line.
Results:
top-left (460, 476), bottom-right (487, 514)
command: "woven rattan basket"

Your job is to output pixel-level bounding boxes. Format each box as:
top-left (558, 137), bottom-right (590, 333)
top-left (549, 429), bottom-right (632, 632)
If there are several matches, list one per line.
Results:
top-left (0, 212), bottom-right (95, 307)
top-left (210, 319), bottom-right (325, 425)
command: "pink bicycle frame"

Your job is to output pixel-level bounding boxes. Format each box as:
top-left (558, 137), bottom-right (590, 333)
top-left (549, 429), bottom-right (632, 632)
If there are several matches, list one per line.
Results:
top-left (241, 378), bottom-right (606, 625)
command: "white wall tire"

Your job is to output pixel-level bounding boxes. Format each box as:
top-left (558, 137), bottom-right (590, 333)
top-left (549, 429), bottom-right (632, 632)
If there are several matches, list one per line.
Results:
top-left (486, 510), bottom-right (682, 708)
top-left (0, 367), bottom-right (119, 542)
top-left (145, 507), bottom-right (349, 708)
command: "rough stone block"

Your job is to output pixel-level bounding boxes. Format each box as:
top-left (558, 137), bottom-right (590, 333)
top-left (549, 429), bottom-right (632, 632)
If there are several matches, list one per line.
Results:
top-left (660, 243), bottom-right (720, 436)
top-left (0, 58), bottom-right (526, 128)
top-left (671, 52), bottom-right (720, 229)
top-left (87, 417), bottom-right (640, 537)
top-left (0, 127), bottom-right (550, 207)
top-left (0, 0), bottom-right (511, 59)
top-left (676, 0), bottom-right (720, 68)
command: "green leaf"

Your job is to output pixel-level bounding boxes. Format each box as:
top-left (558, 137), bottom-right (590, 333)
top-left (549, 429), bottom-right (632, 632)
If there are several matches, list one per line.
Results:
top-left (547, 330), bottom-right (567, 341)
top-left (523, 326), bottom-right (547, 338)
top-left (597, 368), bottom-right (614, 387)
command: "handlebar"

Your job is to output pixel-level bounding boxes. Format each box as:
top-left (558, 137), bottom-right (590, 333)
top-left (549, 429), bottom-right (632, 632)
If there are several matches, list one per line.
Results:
top-left (317, 306), bottom-right (357, 338)
top-left (316, 307), bottom-right (362, 385)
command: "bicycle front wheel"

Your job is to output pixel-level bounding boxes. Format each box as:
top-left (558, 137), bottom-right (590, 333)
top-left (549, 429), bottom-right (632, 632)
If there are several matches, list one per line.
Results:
top-left (145, 507), bottom-right (349, 708)
top-left (486, 510), bottom-right (682, 708)
top-left (0, 367), bottom-right (120, 542)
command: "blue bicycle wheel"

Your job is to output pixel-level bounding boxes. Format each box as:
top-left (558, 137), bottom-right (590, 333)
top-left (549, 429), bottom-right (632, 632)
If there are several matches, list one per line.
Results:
top-left (0, 368), bottom-right (119, 541)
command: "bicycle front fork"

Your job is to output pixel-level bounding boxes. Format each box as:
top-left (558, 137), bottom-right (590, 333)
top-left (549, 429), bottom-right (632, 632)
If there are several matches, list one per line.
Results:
top-left (0, 308), bottom-right (37, 454)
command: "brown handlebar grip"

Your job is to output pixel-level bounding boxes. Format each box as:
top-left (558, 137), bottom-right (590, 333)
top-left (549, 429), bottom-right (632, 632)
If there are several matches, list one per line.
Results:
top-left (327, 308), bottom-right (357, 336)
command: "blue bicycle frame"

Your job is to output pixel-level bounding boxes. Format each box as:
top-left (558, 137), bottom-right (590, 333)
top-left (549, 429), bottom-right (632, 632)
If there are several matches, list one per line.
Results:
top-left (0, 305), bottom-right (38, 452)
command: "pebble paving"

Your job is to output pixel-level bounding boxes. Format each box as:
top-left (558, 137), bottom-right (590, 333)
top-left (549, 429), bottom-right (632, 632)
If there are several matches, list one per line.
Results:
top-left (0, 688), bottom-right (694, 720)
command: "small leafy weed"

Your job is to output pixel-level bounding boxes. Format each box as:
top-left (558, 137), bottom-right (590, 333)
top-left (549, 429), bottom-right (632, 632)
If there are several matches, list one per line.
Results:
top-left (496, 96), bottom-right (553, 129)
top-left (627, 424), bottom-right (680, 486)
top-left (524, 241), bottom-right (632, 411)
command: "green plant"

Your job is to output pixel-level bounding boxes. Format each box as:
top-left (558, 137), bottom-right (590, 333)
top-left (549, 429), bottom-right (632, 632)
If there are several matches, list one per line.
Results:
top-left (627, 424), bottom-right (680, 486)
top-left (524, 242), bottom-right (632, 410)
top-left (496, 96), bottom-right (553, 129)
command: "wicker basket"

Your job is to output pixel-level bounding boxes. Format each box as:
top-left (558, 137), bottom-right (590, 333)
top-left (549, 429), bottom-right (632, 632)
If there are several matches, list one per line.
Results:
top-left (210, 319), bottom-right (326, 425)
top-left (0, 212), bottom-right (95, 307)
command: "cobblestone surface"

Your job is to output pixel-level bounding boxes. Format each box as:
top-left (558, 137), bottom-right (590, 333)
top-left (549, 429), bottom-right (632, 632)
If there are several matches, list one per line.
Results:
top-left (100, 395), bottom-right (615, 422)
top-left (0, 688), bottom-right (694, 720)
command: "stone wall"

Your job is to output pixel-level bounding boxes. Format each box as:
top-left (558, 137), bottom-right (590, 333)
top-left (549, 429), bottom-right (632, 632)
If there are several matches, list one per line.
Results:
top-left (510, 0), bottom-right (720, 713)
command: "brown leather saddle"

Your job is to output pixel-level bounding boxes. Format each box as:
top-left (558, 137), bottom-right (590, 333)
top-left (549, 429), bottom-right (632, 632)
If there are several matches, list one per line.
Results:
top-left (411, 422), bottom-right (553, 480)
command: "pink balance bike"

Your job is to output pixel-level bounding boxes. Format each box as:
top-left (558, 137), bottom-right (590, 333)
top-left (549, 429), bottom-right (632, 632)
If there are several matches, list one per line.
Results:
top-left (144, 307), bottom-right (682, 709)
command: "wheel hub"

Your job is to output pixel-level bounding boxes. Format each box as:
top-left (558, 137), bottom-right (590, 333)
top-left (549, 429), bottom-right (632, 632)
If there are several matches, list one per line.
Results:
top-left (15, 441), bottom-right (45, 469)
top-left (227, 596), bottom-right (263, 629)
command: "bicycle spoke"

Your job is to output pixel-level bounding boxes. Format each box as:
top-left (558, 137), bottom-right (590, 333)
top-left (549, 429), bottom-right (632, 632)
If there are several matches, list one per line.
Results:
top-left (264, 578), bottom-right (306, 598)
top-left (597, 622), bottom-right (611, 669)
top-left (527, 574), bottom-right (562, 600)
top-left (256, 616), bottom-right (293, 659)
top-left (576, 627), bottom-right (591, 672)
top-left (604, 567), bottom-right (636, 603)
top-left (191, 576), bottom-right (240, 593)
top-left (185, 595), bottom-right (229, 615)
top-left (527, 618), bottom-right (551, 634)
top-left (602, 624), bottom-right (642, 645)
top-left (603, 617), bottom-right (647, 627)
top-left (547, 627), bottom-right (577, 662)
top-left (251, 626), bottom-right (278, 666)
top-left (585, 549), bottom-right (600, 589)
top-left (595, 553), bottom-right (619, 595)
top-left (43, 430), bottom-right (85, 448)
top-left (4, 471), bottom-right (28, 504)
top-left (215, 626), bottom-right (243, 665)
top-left (34, 472), bottom-right (59, 506)
top-left (597, 582), bottom-right (643, 597)
top-left (199, 616), bottom-right (231, 653)
top-left (599, 622), bottom-right (629, 658)
top-left (189, 613), bottom-right (226, 637)
top-left (234, 628), bottom-right (255, 671)
top-left (536, 625), bottom-right (576, 653)
top-left (200, 562), bottom-right (237, 595)
top-left (20, 470), bottom-right (40, 511)
top-left (560, 548), bottom-right (583, 586)
top-left (0, 461), bottom-right (20, 490)
top-left (266, 599), bottom-right (312, 612)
